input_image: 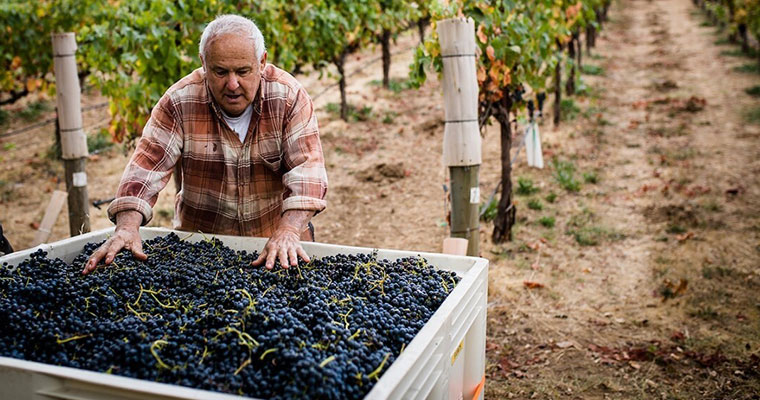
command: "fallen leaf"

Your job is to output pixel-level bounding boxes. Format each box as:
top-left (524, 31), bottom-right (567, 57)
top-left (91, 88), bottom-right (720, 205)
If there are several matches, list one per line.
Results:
top-left (670, 331), bottom-right (685, 342)
top-left (523, 281), bottom-right (545, 289)
top-left (498, 356), bottom-right (519, 371)
top-left (632, 100), bottom-right (649, 109)
top-left (29, 222), bottom-right (40, 230)
top-left (675, 232), bottom-right (694, 242)
top-left (660, 278), bottom-right (688, 301)
top-left (629, 361), bottom-right (641, 370)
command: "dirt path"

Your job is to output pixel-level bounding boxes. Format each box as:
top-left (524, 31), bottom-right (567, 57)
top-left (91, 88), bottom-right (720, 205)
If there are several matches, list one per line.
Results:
top-left (483, 0), bottom-right (760, 398)
top-left (0, 0), bottom-right (758, 398)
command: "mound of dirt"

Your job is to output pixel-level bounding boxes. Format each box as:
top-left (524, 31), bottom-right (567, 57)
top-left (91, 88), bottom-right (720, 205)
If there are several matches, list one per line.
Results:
top-left (644, 203), bottom-right (700, 226)
top-left (355, 162), bottom-right (407, 183)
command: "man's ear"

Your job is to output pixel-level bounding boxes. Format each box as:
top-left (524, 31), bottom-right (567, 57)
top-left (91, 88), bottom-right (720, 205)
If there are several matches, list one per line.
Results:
top-left (260, 52), bottom-right (268, 69)
top-left (200, 53), bottom-right (206, 72)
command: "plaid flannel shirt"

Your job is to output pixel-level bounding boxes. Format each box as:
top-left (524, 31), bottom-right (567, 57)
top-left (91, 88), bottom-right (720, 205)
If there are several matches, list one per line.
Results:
top-left (107, 65), bottom-right (328, 237)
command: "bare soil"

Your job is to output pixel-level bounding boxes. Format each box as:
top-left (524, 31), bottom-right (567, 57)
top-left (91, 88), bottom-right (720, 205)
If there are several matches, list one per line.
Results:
top-left (1, 0), bottom-right (759, 398)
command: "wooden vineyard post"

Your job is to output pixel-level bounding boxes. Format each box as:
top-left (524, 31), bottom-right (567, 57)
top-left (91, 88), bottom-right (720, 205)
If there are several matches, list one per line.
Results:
top-left (52, 33), bottom-right (90, 236)
top-left (438, 18), bottom-right (481, 257)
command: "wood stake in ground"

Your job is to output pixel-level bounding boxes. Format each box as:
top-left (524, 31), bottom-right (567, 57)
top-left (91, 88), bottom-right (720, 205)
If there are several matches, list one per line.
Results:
top-left (438, 17), bottom-right (481, 256)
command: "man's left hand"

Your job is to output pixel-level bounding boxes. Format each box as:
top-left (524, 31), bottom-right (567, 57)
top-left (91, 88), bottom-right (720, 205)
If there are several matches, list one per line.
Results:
top-left (252, 225), bottom-right (310, 270)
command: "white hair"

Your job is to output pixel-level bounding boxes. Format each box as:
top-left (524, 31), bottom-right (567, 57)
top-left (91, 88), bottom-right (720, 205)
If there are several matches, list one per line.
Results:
top-left (199, 14), bottom-right (266, 61)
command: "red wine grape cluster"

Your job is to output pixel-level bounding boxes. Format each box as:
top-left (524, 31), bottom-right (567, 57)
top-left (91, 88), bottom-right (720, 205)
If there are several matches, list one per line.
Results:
top-left (0, 233), bottom-right (459, 399)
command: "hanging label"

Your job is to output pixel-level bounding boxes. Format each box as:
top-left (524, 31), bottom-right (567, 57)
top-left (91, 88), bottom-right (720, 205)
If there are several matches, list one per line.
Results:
top-left (72, 172), bottom-right (87, 187)
top-left (470, 187), bottom-right (480, 204)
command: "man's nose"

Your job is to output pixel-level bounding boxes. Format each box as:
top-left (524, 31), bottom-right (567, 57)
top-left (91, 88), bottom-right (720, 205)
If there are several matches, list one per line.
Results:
top-left (226, 74), bottom-right (240, 91)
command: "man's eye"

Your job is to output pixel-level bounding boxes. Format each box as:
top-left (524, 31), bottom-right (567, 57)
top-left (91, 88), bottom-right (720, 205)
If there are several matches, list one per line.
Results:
top-left (214, 70), bottom-right (227, 77)
top-left (238, 69), bottom-right (251, 76)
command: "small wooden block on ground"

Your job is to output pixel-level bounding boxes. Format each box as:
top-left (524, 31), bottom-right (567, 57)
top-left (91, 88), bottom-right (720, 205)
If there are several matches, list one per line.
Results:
top-left (32, 190), bottom-right (68, 246)
top-left (442, 237), bottom-right (469, 256)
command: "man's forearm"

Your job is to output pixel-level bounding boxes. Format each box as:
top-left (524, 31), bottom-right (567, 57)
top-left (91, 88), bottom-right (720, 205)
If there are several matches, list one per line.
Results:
top-left (278, 210), bottom-right (314, 234)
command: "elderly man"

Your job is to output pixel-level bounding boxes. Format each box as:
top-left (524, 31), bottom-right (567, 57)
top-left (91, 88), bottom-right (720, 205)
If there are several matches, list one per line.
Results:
top-left (84, 14), bottom-right (327, 273)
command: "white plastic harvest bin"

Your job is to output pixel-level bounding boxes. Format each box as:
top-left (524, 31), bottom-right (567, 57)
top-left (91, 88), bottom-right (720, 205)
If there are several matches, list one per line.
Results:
top-left (0, 227), bottom-right (488, 400)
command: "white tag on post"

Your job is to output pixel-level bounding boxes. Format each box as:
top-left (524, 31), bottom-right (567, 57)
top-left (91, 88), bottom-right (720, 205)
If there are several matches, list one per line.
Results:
top-left (72, 172), bottom-right (87, 187)
top-left (470, 187), bottom-right (480, 204)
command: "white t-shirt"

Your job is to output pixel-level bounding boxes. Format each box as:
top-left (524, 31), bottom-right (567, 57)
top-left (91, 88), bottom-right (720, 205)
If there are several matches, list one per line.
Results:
top-left (222, 104), bottom-right (253, 143)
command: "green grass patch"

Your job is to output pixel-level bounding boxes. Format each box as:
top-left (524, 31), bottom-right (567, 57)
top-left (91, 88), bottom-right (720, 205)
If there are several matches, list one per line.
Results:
top-left (742, 106), bottom-right (760, 124)
top-left (720, 48), bottom-right (759, 58)
top-left (701, 265), bottom-right (734, 280)
top-left (0, 180), bottom-right (17, 203)
top-left (665, 224), bottom-right (687, 234)
top-left (325, 103), bottom-right (340, 114)
top-left (87, 129), bottom-right (114, 154)
top-left (382, 111), bottom-right (398, 124)
top-left (581, 64), bottom-right (605, 76)
top-left (538, 216), bottom-right (555, 228)
top-left (516, 176), bottom-right (539, 196)
top-left (560, 99), bottom-right (581, 121)
top-left (325, 103), bottom-right (373, 122)
top-left (701, 200), bottom-right (722, 212)
top-left (713, 37), bottom-right (731, 45)
top-left (527, 198), bottom-right (543, 210)
top-left (18, 100), bottom-right (51, 121)
top-left (574, 79), bottom-right (596, 98)
top-left (0, 108), bottom-right (9, 126)
top-left (545, 192), bottom-right (558, 203)
top-left (479, 197), bottom-right (498, 222)
top-left (567, 207), bottom-right (595, 229)
top-left (688, 305), bottom-right (720, 321)
top-left (569, 226), bottom-right (624, 246)
top-left (551, 159), bottom-right (581, 192)
top-left (733, 63), bottom-right (760, 74)
top-left (370, 78), bottom-right (413, 94)
top-left (745, 85), bottom-right (760, 97)
top-left (582, 171), bottom-right (599, 184)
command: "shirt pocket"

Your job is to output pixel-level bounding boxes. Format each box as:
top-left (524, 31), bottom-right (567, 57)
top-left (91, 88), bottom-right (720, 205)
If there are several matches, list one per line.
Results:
top-left (254, 134), bottom-right (282, 172)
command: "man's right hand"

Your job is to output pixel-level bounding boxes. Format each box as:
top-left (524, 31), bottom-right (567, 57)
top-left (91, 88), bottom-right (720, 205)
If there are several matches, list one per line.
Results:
top-left (82, 211), bottom-right (147, 275)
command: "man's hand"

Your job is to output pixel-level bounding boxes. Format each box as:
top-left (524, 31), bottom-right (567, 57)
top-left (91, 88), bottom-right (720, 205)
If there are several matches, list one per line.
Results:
top-left (82, 211), bottom-right (146, 274)
top-left (252, 210), bottom-right (313, 270)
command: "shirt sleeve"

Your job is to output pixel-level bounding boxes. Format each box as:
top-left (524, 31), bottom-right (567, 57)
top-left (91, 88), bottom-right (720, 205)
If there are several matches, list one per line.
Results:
top-left (280, 85), bottom-right (328, 214)
top-left (106, 95), bottom-right (183, 225)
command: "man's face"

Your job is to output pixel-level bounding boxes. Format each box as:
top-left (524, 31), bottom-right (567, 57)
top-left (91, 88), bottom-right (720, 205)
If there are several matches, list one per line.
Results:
top-left (201, 33), bottom-right (266, 117)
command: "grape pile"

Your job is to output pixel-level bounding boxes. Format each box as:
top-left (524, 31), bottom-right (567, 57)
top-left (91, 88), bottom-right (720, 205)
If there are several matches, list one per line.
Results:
top-left (0, 233), bottom-right (459, 399)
